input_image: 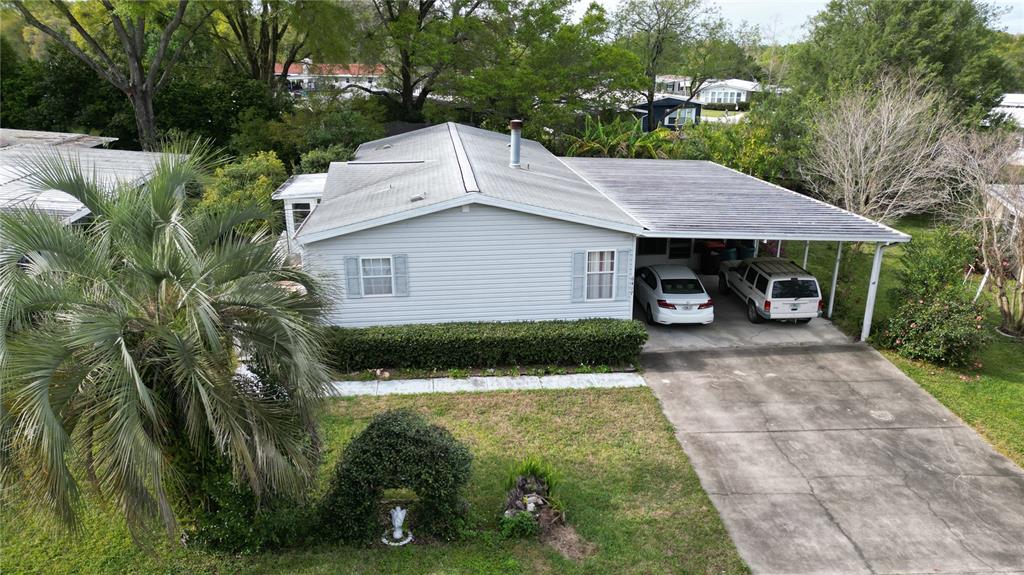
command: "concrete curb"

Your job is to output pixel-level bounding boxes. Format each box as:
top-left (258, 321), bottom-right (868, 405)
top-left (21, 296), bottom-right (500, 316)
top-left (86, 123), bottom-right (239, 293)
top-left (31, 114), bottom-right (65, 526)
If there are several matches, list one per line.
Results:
top-left (329, 372), bottom-right (646, 397)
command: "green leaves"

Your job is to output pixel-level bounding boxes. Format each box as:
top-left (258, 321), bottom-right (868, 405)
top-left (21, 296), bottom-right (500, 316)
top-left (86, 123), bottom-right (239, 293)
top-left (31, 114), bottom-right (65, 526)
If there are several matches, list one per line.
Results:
top-left (0, 140), bottom-right (331, 541)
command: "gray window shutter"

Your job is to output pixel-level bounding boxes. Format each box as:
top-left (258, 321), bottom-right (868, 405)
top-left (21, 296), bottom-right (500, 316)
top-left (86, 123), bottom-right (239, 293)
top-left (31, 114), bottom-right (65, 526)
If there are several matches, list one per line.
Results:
top-left (393, 254), bottom-right (409, 297)
top-left (344, 256), bottom-right (362, 299)
top-left (571, 251), bottom-right (586, 302)
top-left (615, 248), bottom-right (632, 301)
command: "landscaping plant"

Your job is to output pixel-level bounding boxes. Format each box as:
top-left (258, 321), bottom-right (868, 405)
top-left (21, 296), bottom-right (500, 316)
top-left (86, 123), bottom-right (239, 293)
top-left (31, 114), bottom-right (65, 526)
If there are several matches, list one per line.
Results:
top-left (880, 227), bottom-right (987, 366)
top-left (320, 409), bottom-right (473, 542)
top-left (0, 140), bottom-right (332, 540)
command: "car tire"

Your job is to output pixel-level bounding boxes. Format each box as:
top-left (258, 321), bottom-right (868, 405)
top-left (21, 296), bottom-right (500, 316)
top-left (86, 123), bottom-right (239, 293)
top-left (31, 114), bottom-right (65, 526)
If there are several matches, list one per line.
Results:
top-left (645, 304), bottom-right (655, 325)
top-left (747, 301), bottom-right (764, 324)
top-left (719, 273), bottom-right (731, 295)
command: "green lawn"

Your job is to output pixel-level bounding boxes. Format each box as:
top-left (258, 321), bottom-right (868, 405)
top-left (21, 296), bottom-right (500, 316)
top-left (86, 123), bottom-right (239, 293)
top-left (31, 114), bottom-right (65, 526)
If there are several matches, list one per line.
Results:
top-left (1, 388), bottom-right (748, 575)
top-left (798, 216), bottom-right (1024, 466)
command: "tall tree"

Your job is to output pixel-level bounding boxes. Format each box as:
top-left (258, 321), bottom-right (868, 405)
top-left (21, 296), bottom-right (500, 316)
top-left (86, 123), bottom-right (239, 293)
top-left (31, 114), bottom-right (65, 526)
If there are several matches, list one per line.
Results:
top-left (613, 0), bottom-right (702, 123)
top-left (348, 0), bottom-right (487, 122)
top-left (675, 19), bottom-right (762, 101)
top-left (10, 0), bottom-right (214, 150)
top-left (801, 73), bottom-right (952, 224)
top-left (792, 0), bottom-right (1011, 124)
top-left (209, 0), bottom-right (352, 88)
top-left (447, 1), bottom-right (641, 135)
top-left (0, 142), bottom-right (331, 538)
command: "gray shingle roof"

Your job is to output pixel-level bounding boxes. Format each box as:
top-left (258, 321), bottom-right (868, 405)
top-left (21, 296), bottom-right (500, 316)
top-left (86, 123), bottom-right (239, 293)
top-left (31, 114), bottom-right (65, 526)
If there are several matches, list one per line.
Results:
top-left (0, 144), bottom-right (165, 221)
top-left (296, 123), bottom-right (642, 242)
top-left (561, 157), bottom-right (910, 243)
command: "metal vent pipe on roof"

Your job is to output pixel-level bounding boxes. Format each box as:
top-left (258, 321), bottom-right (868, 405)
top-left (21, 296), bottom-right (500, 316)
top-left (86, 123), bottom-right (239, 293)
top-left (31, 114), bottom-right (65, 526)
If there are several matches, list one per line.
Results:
top-left (509, 119), bottom-right (523, 168)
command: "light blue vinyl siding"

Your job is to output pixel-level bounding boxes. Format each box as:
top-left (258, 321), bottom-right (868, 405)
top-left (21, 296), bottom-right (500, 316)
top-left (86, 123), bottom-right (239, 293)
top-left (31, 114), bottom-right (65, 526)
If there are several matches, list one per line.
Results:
top-left (302, 204), bottom-right (636, 327)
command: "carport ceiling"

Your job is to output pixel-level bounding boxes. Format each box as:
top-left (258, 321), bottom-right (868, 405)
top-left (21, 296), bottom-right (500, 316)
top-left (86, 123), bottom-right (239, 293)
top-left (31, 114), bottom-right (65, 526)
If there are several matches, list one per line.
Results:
top-left (561, 157), bottom-right (910, 243)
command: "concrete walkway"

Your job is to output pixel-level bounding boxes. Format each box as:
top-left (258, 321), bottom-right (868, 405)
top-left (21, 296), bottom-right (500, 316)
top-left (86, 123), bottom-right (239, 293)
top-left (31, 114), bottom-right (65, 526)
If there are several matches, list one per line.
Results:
top-left (329, 371), bottom-right (645, 396)
top-left (644, 343), bottom-right (1024, 575)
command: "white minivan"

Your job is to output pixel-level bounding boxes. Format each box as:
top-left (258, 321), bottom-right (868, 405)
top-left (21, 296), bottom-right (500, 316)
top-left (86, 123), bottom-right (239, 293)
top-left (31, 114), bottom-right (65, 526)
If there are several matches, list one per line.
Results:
top-left (635, 265), bottom-right (714, 325)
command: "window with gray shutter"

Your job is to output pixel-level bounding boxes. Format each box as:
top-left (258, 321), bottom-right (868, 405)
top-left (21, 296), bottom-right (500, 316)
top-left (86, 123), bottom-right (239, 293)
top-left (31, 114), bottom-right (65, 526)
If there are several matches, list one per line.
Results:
top-left (571, 251), bottom-right (586, 302)
top-left (615, 248), bottom-right (632, 301)
top-left (393, 254), bottom-right (408, 296)
top-left (344, 256), bottom-right (362, 298)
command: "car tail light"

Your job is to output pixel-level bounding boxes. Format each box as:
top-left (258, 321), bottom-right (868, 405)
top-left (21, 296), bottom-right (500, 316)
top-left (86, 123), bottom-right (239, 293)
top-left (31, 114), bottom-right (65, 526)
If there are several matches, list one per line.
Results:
top-left (818, 300), bottom-right (825, 312)
top-left (698, 299), bottom-right (713, 310)
top-left (657, 299), bottom-right (676, 310)
top-left (764, 300), bottom-right (772, 312)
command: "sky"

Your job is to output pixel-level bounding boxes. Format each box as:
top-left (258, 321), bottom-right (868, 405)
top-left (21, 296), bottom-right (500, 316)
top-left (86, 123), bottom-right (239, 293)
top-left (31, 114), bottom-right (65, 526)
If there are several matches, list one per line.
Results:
top-left (580, 0), bottom-right (1024, 44)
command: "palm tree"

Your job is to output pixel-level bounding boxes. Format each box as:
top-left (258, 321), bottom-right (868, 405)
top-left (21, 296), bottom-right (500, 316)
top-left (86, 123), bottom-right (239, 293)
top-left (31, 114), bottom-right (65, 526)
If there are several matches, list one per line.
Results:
top-left (0, 141), bottom-right (332, 538)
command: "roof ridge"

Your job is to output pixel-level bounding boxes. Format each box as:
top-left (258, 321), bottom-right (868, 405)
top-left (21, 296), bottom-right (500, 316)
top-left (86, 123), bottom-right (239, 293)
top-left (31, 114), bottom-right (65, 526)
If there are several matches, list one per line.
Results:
top-left (447, 122), bottom-right (480, 193)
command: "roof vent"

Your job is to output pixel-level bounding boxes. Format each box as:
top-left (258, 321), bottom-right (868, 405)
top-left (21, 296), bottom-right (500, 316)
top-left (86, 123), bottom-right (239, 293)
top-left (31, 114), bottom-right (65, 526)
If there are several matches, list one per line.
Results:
top-left (509, 119), bottom-right (522, 168)
top-left (410, 192), bottom-right (426, 202)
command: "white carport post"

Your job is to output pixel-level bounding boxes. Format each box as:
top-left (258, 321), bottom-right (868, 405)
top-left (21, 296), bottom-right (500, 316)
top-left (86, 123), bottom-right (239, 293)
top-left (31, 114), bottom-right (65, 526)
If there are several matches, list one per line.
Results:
top-left (802, 240), bottom-right (810, 268)
top-left (828, 242), bottom-right (842, 319)
top-left (753, 241), bottom-right (760, 256)
top-left (860, 242), bottom-right (889, 341)
top-left (775, 240), bottom-right (783, 257)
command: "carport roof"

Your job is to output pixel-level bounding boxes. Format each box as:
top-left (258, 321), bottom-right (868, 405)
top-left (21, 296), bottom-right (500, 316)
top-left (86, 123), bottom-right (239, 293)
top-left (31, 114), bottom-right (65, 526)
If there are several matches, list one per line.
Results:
top-left (561, 157), bottom-right (910, 243)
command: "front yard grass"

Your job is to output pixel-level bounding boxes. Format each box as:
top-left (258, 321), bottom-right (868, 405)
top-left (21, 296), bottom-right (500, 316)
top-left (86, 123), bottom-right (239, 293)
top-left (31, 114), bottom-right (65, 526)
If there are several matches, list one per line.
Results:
top-left (801, 216), bottom-right (1024, 467)
top-left (1, 387), bottom-right (748, 575)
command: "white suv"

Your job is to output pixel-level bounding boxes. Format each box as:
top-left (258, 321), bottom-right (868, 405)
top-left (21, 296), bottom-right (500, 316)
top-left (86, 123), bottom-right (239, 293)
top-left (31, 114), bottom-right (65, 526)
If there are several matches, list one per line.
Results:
top-left (719, 258), bottom-right (823, 324)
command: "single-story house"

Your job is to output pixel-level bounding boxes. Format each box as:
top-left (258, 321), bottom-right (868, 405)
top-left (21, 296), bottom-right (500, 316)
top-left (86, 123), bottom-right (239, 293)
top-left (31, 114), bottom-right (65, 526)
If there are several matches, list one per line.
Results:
top-left (274, 122), bottom-right (909, 340)
top-left (692, 79), bottom-right (761, 106)
top-left (276, 60), bottom-right (383, 92)
top-left (629, 96), bottom-right (702, 131)
top-left (0, 129), bottom-right (166, 223)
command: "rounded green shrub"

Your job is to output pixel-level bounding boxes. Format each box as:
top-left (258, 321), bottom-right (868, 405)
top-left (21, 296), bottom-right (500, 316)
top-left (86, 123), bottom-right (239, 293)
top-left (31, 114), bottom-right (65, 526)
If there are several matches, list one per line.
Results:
top-left (499, 511), bottom-right (540, 539)
top-left (319, 409), bottom-right (472, 542)
top-left (880, 288), bottom-right (987, 367)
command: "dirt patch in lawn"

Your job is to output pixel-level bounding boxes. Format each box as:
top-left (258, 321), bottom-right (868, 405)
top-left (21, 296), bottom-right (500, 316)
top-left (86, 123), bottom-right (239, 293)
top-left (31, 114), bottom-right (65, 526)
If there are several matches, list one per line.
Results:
top-left (542, 522), bottom-right (597, 561)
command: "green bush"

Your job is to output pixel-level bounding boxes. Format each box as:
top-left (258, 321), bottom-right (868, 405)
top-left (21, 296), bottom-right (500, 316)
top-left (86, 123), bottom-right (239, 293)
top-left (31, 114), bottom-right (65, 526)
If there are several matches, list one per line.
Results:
top-left (880, 289), bottom-right (987, 367)
top-left (499, 511), bottom-right (540, 539)
top-left (325, 319), bottom-right (648, 372)
top-left (700, 101), bottom-right (751, 112)
top-left (296, 144), bottom-right (354, 174)
top-left (880, 227), bottom-right (987, 366)
top-left (319, 409), bottom-right (473, 542)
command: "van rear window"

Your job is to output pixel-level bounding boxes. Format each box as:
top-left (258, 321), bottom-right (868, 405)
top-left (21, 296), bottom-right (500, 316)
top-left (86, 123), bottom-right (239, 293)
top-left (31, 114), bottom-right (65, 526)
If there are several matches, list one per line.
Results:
top-left (661, 278), bottom-right (705, 294)
top-left (772, 279), bottom-right (819, 298)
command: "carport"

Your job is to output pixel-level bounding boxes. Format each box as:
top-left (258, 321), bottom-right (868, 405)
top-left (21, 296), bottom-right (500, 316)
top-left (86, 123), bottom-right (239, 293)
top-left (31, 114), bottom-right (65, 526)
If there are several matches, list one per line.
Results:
top-left (561, 158), bottom-right (912, 341)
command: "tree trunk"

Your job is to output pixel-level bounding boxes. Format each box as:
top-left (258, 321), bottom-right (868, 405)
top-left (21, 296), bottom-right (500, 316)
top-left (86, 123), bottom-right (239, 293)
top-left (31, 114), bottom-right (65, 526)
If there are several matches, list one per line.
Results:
top-left (129, 90), bottom-right (159, 151)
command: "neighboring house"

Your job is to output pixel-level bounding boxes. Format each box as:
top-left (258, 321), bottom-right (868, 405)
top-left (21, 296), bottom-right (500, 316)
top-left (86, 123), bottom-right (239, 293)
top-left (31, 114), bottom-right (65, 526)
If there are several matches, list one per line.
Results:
top-left (276, 60), bottom-right (383, 93)
top-left (654, 77), bottom-right (763, 106)
top-left (692, 79), bottom-right (761, 106)
top-left (275, 122), bottom-right (908, 339)
top-left (0, 129), bottom-right (165, 223)
top-left (629, 96), bottom-right (702, 131)
top-left (992, 94), bottom-right (1024, 165)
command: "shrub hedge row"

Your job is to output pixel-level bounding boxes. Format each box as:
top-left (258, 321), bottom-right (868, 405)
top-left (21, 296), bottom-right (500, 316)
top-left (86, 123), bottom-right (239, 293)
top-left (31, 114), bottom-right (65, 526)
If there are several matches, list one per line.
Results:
top-left (325, 319), bottom-right (648, 372)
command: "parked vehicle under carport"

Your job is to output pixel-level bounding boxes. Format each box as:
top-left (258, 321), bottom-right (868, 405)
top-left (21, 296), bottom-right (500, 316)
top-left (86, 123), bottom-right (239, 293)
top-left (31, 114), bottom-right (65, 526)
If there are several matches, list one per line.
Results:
top-left (719, 258), bottom-right (823, 324)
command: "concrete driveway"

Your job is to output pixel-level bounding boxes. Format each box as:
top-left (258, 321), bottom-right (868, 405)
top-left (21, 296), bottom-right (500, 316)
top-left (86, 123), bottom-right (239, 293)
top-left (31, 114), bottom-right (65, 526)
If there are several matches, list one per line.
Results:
top-left (644, 344), bottom-right (1024, 575)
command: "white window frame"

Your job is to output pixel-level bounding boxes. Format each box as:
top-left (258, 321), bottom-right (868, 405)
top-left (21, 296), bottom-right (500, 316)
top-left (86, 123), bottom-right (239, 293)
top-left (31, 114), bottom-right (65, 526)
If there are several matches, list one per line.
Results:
top-left (360, 255), bottom-right (394, 297)
top-left (585, 249), bottom-right (616, 302)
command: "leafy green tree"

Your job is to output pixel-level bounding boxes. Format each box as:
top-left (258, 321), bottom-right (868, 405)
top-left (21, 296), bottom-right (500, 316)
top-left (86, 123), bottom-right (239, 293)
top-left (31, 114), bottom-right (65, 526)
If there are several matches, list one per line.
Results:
top-left (613, 0), bottom-right (703, 122)
top-left (296, 145), bottom-right (354, 174)
top-left (199, 151), bottom-right (288, 221)
top-left (347, 0), bottom-right (488, 122)
top-left (444, 1), bottom-right (641, 138)
top-left (0, 142), bottom-right (331, 538)
top-left (10, 0), bottom-right (217, 149)
top-left (993, 32), bottom-right (1024, 93)
top-left (792, 0), bottom-right (1011, 123)
top-left (208, 0), bottom-right (354, 88)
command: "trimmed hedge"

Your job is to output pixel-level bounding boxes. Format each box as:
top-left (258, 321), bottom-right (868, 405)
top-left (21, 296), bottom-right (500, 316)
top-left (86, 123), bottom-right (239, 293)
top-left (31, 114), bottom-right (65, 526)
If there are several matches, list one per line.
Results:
top-left (325, 319), bottom-right (648, 371)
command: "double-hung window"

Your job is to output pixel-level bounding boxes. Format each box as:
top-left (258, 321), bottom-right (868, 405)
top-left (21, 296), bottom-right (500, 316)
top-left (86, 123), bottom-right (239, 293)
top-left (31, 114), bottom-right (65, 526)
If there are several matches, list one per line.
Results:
top-left (586, 250), bottom-right (615, 300)
top-left (360, 256), bottom-right (393, 296)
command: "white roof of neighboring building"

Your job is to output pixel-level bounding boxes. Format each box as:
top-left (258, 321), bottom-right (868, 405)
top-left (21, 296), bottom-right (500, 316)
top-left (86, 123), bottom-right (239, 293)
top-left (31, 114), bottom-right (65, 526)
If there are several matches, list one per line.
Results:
top-left (994, 94), bottom-right (1024, 127)
top-left (0, 128), bottom-right (117, 149)
top-left (988, 184), bottom-right (1023, 216)
top-left (1000, 94), bottom-right (1024, 107)
top-left (698, 79), bottom-right (761, 93)
top-left (272, 173), bottom-right (328, 200)
top-left (0, 144), bottom-right (165, 221)
top-left (296, 123), bottom-right (644, 243)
